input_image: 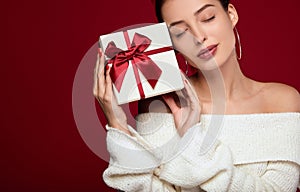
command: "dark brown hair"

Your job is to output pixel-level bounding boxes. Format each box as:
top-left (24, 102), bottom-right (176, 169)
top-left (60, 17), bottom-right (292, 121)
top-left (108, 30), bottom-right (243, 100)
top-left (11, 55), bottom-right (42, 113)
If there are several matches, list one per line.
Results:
top-left (154, 0), bottom-right (230, 22)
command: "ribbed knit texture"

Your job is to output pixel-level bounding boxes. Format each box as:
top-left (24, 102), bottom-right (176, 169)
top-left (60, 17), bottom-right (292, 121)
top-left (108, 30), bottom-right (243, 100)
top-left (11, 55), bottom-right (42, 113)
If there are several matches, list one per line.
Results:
top-left (103, 112), bottom-right (300, 192)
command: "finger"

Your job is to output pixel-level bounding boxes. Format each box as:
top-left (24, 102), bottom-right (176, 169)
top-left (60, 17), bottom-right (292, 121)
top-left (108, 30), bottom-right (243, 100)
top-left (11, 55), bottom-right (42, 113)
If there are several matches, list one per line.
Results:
top-left (180, 72), bottom-right (198, 100)
top-left (179, 72), bottom-right (200, 109)
top-left (93, 49), bottom-right (101, 96)
top-left (98, 48), bottom-right (105, 82)
top-left (104, 66), bottom-right (121, 120)
top-left (162, 94), bottom-right (180, 114)
top-left (180, 71), bottom-right (188, 82)
top-left (182, 78), bottom-right (199, 108)
top-left (97, 48), bottom-right (106, 96)
top-left (180, 83), bottom-right (189, 99)
top-left (104, 65), bottom-right (114, 101)
top-left (179, 72), bottom-right (191, 97)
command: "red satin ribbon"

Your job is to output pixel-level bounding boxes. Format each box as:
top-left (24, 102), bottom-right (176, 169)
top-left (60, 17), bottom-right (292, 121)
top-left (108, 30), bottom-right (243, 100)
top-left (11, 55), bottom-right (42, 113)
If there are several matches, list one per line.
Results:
top-left (105, 32), bottom-right (172, 99)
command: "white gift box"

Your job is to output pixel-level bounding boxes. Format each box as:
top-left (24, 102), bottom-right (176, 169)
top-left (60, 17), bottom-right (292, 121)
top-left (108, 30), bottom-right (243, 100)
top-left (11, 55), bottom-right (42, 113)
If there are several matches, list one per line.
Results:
top-left (99, 23), bottom-right (184, 105)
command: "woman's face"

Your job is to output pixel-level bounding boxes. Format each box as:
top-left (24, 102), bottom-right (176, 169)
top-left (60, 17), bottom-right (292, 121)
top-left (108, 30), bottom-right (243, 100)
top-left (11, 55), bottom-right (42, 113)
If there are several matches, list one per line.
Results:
top-left (161, 0), bottom-right (238, 70)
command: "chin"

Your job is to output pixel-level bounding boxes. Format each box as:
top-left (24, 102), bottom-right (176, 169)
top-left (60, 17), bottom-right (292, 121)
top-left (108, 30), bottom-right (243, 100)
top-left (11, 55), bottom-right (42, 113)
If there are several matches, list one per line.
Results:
top-left (188, 56), bottom-right (223, 71)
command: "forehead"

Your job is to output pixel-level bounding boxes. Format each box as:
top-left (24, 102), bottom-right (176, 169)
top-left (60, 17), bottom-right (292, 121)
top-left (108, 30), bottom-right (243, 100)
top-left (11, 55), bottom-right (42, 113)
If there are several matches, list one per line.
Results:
top-left (162, 0), bottom-right (222, 19)
top-left (163, 0), bottom-right (221, 7)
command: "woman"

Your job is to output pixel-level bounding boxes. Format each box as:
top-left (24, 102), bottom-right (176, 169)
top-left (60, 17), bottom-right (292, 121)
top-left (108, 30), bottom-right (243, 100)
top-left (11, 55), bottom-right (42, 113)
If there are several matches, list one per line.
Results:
top-left (94, 0), bottom-right (300, 191)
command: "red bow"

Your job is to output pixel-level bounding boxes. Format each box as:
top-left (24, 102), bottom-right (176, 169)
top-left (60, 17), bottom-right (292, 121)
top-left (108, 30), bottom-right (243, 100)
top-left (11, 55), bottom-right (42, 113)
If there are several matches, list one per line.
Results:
top-left (105, 32), bottom-right (165, 99)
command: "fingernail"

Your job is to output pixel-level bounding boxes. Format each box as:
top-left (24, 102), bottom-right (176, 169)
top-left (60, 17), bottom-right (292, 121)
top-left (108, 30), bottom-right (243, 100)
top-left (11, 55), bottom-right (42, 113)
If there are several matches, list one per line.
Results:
top-left (105, 65), bottom-right (109, 70)
top-left (98, 48), bottom-right (102, 57)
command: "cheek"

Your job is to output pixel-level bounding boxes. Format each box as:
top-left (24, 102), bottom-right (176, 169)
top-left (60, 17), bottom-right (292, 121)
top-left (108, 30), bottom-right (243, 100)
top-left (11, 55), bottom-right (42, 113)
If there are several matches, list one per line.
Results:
top-left (209, 21), bottom-right (236, 59)
top-left (171, 34), bottom-right (195, 54)
top-left (222, 29), bottom-right (236, 56)
top-left (209, 18), bottom-right (234, 41)
top-left (218, 19), bottom-right (235, 47)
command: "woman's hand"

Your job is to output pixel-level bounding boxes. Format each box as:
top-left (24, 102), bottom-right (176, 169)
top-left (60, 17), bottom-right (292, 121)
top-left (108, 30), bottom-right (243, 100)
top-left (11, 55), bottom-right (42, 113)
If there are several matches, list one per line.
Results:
top-left (162, 73), bottom-right (201, 137)
top-left (93, 48), bottom-right (130, 135)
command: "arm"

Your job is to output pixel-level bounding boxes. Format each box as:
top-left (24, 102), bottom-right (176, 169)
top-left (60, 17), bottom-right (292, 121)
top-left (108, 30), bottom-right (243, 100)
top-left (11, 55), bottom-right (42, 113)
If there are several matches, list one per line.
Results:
top-left (158, 123), bottom-right (300, 192)
top-left (103, 125), bottom-right (178, 192)
top-left (103, 116), bottom-right (300, 192)
top-left (94, 48), bottom-right (181, 191)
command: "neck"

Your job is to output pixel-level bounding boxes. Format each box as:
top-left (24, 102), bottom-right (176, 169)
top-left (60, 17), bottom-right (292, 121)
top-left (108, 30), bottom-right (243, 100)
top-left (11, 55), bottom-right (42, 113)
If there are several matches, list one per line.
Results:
top-left (190, 53), bottom-right (249, 102)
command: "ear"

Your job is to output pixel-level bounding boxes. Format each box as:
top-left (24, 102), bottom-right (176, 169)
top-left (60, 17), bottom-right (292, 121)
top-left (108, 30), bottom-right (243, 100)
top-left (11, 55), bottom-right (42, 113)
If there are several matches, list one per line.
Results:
top-left (227, 4), bottom-right (239, 28)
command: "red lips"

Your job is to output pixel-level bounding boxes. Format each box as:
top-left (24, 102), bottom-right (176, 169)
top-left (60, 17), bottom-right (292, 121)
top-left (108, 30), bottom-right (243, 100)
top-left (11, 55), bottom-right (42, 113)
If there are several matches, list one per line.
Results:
top-left (197, 44), bottom-right (218, 59)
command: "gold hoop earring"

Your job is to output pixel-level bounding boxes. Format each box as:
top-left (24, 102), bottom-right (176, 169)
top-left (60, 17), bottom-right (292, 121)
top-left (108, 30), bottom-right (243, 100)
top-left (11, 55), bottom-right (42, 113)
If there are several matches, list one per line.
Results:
top-left (234, 27), bottom-right (242, 60)
top-left (185, 60), bottom-right (189, 75)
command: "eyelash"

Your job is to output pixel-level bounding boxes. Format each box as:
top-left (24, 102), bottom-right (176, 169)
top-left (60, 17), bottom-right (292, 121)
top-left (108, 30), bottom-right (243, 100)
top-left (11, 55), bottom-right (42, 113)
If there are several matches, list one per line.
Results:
top-left (203, 15), bottom-right (215, 22)
top-left (175, 28), bottom-right (188, 38)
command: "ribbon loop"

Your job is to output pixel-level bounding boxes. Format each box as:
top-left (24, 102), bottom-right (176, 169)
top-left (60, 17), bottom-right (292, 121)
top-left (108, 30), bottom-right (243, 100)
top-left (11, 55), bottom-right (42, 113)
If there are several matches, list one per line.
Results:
top-left (104, 32), bottom-right (164, 98)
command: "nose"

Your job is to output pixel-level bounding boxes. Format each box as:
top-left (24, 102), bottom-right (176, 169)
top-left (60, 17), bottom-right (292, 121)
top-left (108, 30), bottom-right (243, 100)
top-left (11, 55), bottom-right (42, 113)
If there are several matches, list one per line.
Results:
top-left (190, 24), bottom-right (207, 45)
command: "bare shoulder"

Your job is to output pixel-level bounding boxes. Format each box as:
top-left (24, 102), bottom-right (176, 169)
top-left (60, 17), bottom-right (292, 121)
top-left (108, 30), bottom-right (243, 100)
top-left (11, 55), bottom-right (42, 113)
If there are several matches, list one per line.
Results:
top-left (260, 82), bottom-right (300, 112)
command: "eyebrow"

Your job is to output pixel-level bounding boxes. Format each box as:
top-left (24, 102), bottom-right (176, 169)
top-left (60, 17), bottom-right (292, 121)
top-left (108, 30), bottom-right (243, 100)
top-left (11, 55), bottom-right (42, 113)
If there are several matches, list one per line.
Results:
top-left (194, 4), bottom-right (214, 16)
top-left (169, 4), bottom-right (215, 27)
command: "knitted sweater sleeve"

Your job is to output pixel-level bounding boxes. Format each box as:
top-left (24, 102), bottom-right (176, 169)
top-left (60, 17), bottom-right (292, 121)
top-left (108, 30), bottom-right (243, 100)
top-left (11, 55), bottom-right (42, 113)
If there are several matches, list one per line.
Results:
top-left (159, 124), bottom-right (300, 192)
top-left (103, 125), bottom-right (178, 192)
top-left (103, 113), bottom-right (300, 192)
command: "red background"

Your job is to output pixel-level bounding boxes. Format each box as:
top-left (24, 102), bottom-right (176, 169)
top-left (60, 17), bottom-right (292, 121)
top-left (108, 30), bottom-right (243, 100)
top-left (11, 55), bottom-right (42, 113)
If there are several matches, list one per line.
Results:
top-left (2, 0), bottom-right (300, 191)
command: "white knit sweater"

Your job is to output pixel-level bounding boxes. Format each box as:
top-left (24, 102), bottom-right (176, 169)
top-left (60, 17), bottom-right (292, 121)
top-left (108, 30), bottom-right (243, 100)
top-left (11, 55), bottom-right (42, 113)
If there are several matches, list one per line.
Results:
top-left (103, 112), bottom-right (300, 192)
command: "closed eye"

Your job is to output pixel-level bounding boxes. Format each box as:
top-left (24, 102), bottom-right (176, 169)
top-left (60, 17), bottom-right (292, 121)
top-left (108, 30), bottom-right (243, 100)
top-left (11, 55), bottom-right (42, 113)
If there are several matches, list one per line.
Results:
top-left (175, 28), bottom-right (188, 38)
top-left (203, 16), bottom-right (215, 22)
